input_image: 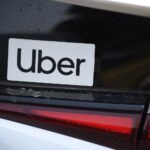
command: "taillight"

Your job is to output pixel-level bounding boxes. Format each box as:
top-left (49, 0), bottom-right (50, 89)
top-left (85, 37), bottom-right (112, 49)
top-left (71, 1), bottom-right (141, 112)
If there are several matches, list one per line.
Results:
top-left (0, 101), bottom-right (142, 150)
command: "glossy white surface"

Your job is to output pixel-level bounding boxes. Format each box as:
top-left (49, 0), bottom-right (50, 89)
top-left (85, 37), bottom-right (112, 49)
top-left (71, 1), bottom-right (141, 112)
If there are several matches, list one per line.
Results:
top-left (0, 118), bottom-right (113, 150)
top-left (55, 0), bottom-right (150, 17)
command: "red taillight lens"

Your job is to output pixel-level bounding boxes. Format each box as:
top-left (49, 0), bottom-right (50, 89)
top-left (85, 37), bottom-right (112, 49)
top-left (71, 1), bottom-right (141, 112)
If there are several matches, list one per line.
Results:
top-left (32, 109), bottom-right (136, 135)
top-left (0, 102), bottom-right (141, 150)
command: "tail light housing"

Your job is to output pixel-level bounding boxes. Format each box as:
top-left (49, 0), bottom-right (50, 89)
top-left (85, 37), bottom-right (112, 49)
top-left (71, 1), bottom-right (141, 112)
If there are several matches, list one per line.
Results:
top-left (0, 100), bottom-right (143, 150)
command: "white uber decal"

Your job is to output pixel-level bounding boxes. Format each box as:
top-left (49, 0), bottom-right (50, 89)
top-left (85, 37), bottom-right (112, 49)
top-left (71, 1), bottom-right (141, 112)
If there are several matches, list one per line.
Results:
top-left (7, 38), bottom-right (95, 86)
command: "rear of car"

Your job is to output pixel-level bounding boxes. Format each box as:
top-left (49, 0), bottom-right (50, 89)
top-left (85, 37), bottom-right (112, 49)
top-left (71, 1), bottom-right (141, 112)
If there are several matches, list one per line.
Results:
top-left (0, 0), bottom-right (150, 150)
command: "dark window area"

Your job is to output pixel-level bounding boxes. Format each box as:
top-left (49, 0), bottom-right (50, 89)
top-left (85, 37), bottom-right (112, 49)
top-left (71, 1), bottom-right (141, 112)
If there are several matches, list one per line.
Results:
top-left (0, 0), bottom-right (150, 91)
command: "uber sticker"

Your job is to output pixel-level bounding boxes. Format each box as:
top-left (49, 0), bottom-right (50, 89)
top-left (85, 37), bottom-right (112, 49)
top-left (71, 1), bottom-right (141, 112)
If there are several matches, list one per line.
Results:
top-left (7, 38), bottom-right (95, 86)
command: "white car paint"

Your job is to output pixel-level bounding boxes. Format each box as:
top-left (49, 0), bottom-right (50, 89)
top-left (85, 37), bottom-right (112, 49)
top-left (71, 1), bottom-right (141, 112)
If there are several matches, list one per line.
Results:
top-left (0, 118), bottom-right (113, 150)
top-left (55, 0), bottom-right (150, 17)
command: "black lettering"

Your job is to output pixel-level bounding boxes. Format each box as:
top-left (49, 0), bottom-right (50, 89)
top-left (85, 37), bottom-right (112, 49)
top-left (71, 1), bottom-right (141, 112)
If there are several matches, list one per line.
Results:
top-left (76, 59), bottom-right (86, 76)
top-left (17, 48), bottom-right (36, 73)
top-left (38, 50), bottom-right (56, 74)
top-left (58, 58), bottom-right (74, 75)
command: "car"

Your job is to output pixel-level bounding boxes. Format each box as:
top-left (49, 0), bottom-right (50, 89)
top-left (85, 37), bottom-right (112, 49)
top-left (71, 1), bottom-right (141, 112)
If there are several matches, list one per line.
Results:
top-left (0, 0), bottom-right (150, 150)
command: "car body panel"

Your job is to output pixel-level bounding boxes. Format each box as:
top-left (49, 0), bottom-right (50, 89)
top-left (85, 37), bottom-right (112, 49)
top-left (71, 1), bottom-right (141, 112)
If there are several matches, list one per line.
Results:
top-left (55, 0), bottom-right (150, 17)
top-left (0, 118), bottom-right (112, 150)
